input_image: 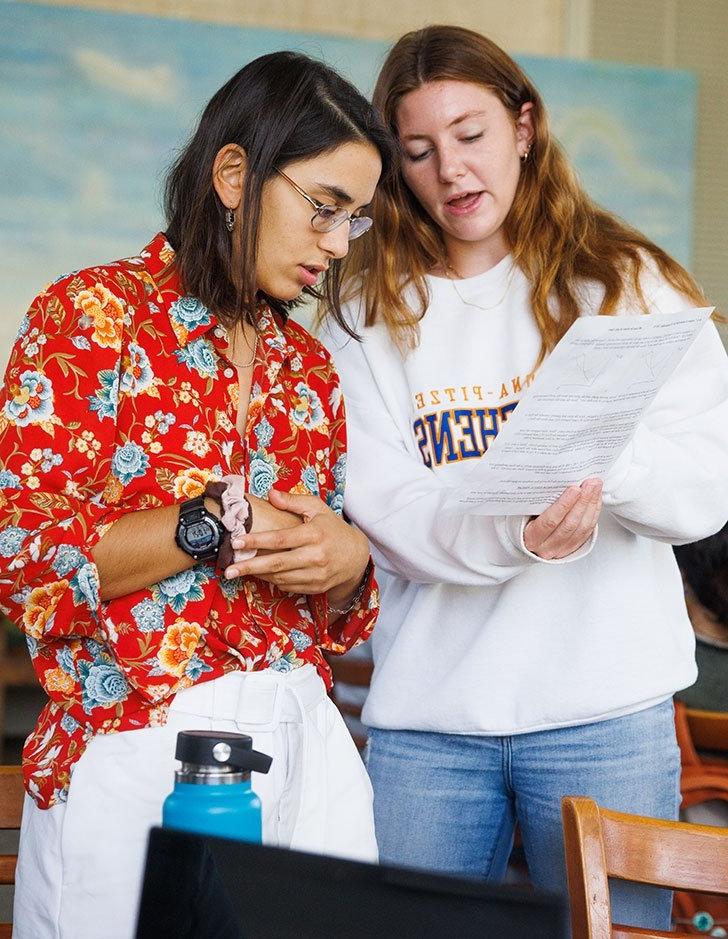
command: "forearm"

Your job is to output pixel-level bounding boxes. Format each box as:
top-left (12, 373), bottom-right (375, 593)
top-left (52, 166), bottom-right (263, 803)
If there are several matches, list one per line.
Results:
top-left (92, 503), bottom-right (195, 601)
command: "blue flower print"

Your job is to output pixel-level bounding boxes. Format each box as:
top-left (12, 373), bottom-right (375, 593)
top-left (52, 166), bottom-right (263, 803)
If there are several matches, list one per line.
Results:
top-left (15, 315), bottom-right (30, 340)
top-left (289, 382), bottom-right (324, 431)
top-left (60, 712), bottom-right (80, 735)
top-left (71, 563), bottom-right (100, 611)
top-left (152, 567), bottom-right (208, 614)
top-left (25, 635), bottom-right (38, 658)
top-left (0, 525), bottom-right (28, 557)
top-left (170, 296), bottom-right (212, 332)
top-left (52, 544), bottom-right (85, 577)
top-left (131, 598), bottom-right (166, 633)
top-left (88, 368), bottom-right (119, 421)
top-left (176, 337), bottom-right (218, 379)
top-left (331, 453), bottom-right (347, 487)
top-left (40, 449), bottom-right (62, 474)
top-left (220, 576), bottom-right (244, 600)
top-left (185, 653), bottom-right (213, 682)
top-left (56, 646), bottom-right (77, 676)
top-left (289, 629), bottom-right (312, 653)
top-left (0, 469), bottom-right (21, 489)
top-left (77, 660), bottom-right (129, 713)
top-left (4, 370), bottom-right (54, 427)
top-left (269, 656), bottom-right (293, 673)
top-left (327, 491), bottom-right (344, 515)
top-left (254, 417), bottom-right (274, 449)
top-left (300, 465), bottom-right (319, 496)
top-left (249, 449), bottom-right (279, 498)
top-left (111, 441), bottom-right (150, 485)
top-left (119, 343), bottom-right (154, 396)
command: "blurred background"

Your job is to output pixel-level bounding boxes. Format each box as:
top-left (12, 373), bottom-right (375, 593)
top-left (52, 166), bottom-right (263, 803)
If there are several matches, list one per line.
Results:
top-left (1, 0), bottom-right (727, 761)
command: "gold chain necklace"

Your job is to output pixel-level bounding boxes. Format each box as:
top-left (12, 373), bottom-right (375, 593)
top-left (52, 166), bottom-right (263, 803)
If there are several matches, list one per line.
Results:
top-left (221, 324), bottom-right (258, 369)
top-left (227, 338), bottom-right (258, 369)
top-left (445, 261), bottom-right (515, 313)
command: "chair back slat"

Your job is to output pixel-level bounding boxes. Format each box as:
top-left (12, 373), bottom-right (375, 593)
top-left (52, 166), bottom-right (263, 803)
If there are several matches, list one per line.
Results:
top-left (601, 810), bottom-right (728, 893)
top-left (686, 708), bottom-right (728, 754)
top-left (563, 796), bottom-right (728, 939)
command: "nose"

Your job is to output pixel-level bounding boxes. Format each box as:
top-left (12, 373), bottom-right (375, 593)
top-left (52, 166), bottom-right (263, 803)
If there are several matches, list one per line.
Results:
top-left (318, 221), bottom-right (351, 260)
top-left (438, 144), bottom-right (466, 184)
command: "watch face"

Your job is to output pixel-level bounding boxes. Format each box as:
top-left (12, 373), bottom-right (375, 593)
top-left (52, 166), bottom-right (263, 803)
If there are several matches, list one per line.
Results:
top-left (185, 518), bottom-right (218, 551)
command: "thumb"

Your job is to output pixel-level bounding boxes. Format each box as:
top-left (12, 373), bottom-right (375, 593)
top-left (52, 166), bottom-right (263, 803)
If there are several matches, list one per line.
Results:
top-left (267, 486), bottom-right (323, 520)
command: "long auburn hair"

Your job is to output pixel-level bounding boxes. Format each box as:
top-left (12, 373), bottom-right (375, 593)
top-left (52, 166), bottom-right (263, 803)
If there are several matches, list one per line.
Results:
top-left (165, 51), bottom-right (395, 332)
top-left (342, 25), bottom-right (711, 357)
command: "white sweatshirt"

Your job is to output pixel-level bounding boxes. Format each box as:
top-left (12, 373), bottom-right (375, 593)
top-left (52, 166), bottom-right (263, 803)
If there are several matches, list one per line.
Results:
top-left (322, 256), bottom-right (728, 735)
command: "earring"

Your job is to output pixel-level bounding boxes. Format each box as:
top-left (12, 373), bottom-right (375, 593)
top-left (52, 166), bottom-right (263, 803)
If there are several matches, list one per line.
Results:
top-left (520, 146), bottom-right (532, 164)
top-left (225, 207), bottom-right (235, 232)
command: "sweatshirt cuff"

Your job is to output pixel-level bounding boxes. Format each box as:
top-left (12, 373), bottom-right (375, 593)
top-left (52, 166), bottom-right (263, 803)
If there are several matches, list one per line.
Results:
top-left (505, 514), bottom-right (598, 564)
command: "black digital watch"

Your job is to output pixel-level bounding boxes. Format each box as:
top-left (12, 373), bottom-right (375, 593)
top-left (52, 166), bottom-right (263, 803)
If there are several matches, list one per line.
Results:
top-left (174, 495), bottom-right (225, 562)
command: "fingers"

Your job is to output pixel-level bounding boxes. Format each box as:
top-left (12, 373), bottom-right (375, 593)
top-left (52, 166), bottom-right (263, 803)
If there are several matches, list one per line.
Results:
top-left (525, 478), bottom-right (603, 560)
top-left (523, 485), bottom-right (581, 551)
top-left (234, 524), bottom-right (317, 555)
top-left (225, 547), bottom-right (333, 592)
top-left (266, 487), bottom-right (324, 519)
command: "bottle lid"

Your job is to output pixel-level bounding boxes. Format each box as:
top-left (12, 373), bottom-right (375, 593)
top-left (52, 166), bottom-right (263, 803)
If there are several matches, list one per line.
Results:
top-left (175, 730), bottom-right (272, 774)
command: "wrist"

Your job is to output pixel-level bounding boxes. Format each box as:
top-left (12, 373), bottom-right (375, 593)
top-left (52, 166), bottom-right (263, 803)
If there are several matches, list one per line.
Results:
top-left (327, 558), bottom-right (371, 617)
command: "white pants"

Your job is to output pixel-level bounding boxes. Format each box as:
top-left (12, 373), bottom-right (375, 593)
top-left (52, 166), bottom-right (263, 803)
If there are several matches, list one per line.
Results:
top-left (13, 665), bottom-right (377, 939)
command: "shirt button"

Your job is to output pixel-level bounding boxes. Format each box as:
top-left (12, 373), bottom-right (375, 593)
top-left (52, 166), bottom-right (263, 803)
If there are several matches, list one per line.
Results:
top-left (223, 367), bottom-right (234, 378)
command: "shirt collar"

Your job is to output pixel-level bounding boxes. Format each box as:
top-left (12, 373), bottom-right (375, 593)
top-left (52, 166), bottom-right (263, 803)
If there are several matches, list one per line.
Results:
top-left (139, 232), bottom-right (292, 379)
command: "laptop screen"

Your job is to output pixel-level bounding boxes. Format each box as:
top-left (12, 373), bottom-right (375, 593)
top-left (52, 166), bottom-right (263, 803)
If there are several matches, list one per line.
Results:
top-left (136, 826), bottom-right (567, 938)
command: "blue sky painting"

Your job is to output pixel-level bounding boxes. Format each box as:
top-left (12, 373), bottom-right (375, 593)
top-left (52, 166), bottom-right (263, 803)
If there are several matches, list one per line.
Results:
top-left (1, 1), bottom-right (697, 361)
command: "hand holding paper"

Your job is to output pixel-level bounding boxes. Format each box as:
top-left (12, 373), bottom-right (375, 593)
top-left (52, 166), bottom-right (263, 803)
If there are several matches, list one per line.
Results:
top-left (444, 308), bottom-right (713, 516)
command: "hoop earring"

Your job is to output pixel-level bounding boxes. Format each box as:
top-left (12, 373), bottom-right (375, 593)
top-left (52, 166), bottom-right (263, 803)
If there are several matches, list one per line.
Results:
top-left (225, 207), bottom-right (235, 232)
top-left (520, 146), bottom-right (532, 164)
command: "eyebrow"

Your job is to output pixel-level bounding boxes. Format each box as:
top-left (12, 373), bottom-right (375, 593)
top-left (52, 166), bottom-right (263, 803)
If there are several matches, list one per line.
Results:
top-left (401, 109), bottom-right (488, 142)
top-left (314, 181), bottom-right (354, 205)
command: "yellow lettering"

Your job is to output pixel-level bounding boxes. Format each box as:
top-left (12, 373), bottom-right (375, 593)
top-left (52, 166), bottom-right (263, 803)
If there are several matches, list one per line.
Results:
top-left (461, 386), bottom-right (469, 401)
top-left (444, 387), bottom-right (456, 403)
top-left (430, 390), bottom-right (441, 405)
top-left (499, 383), bottom-right (509, 400)
top-left (511, 376), bottom-right (521, 394)
top-left (415, 392), bottom-right (425, 410)
top-left (473, 385), bottom-right (483, 401)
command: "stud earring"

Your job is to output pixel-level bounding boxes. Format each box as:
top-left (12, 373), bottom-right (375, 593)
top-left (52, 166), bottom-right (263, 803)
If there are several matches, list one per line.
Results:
top-left (225, 208), bottom-right (235, 232)
top-left (520, 146), bottom-right (532, 164)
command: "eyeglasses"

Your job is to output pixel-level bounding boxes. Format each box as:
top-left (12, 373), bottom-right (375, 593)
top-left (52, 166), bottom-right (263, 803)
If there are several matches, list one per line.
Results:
top-left (276, 169), bottom-right (373, 241)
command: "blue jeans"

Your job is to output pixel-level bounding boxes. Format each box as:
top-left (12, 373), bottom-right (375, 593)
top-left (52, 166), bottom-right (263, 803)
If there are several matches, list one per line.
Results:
top-left (366, 699), bottom-right (680, 931)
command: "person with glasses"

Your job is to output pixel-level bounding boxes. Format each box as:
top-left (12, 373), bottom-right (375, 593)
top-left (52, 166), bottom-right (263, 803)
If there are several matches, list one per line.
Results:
top-left (2, 51), bottom-right (394, 939)
top-left (312, 25), bottom-right (728, 931)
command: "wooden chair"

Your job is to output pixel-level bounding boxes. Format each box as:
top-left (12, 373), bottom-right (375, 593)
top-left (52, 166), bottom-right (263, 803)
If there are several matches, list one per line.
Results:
top-left (675, 701), bottom-right (728, 807)
top-left (562, 795), bottom-right (728, 939)
top-left (0, 620), bottom-right (37, 761)
top-left (0, 765), bottom-right (24, 938)
top-left (325, 652), bottom-right (374, 751)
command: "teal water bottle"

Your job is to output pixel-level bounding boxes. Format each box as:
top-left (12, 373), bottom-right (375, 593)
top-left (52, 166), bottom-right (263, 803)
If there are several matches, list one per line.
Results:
top-left (162, 730), bottom-right (272, 843)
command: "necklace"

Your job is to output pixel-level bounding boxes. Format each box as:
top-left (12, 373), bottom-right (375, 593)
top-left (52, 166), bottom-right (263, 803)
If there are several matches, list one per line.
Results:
top-left (445, 260), bottom-right (514, 313)
top-left (226, 336), bottom-right (258, 369)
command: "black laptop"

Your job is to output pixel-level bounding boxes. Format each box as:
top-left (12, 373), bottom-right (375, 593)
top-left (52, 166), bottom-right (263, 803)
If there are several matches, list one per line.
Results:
top-left (135, 826), bottom-right (567, 938)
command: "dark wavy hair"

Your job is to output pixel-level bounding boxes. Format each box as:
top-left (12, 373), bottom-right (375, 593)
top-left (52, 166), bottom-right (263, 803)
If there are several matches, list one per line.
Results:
top-left (674, 523), bottom-right (728, 626)
top-left (165, 51), bottom-right (396, 332)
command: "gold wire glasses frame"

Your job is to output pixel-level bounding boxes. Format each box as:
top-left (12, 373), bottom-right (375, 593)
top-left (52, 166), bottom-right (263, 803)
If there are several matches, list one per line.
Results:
top-left (276, 169), bottom-right (373, 241)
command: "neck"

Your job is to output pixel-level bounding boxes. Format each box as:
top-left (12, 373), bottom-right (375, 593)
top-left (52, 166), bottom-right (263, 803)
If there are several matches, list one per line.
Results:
top-left (442, 234), bottom-right (510, 279)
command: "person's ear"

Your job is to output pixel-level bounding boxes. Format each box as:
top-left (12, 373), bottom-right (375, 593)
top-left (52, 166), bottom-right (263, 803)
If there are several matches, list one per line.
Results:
top-left (515, 102), bottom-right (535, 157)
top-left (212, 144), bottom-right (247, 211)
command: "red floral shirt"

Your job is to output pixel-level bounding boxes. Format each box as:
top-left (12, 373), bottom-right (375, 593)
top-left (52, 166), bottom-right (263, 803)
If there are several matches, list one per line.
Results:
top-left (0, 234), bottom-right (378, 809)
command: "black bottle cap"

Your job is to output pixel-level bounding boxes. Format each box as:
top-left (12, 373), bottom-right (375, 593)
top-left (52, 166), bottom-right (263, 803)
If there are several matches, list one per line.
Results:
top-left (175, 730), bottom-right (272, 774)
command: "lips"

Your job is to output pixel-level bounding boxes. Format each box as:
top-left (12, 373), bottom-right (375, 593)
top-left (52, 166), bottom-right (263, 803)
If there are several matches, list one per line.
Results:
top-left (443, 191), bottom-right (483, 216)
top-left (297, 264), bottom-right (327, 287)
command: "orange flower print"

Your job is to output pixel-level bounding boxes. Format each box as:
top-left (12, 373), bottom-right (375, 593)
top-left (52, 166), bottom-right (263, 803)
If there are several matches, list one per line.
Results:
top-left (158, 618), bottom-right (203, 678)
top-left (172, 466), bottom-right (218, 499)
top-left (44, 666), bottom-right (75, 696)
top-left (102, 475), bottom-right (123, 504)
top-left (75, 284), bottom-right (125, 351)
top-left (23, 580), bottom-right (69, 640)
